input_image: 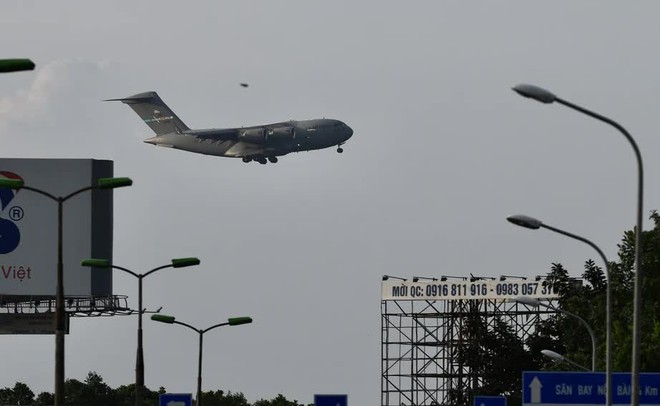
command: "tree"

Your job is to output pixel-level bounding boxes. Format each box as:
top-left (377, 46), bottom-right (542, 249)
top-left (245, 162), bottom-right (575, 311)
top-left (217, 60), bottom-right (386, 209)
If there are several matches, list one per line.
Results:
top-left (12, 382), bottom-right (35, 405)
top-left (197, 389), bottom-right (250, 406)
top-left (542, 211), bottom-right (660, 373)
top-left (35, 391), bottom-right (54, 406)
top-left (253, 394), bottom-right (310, 406)
top-left (0, 373), bottom-right (314, 406)
top-left (448, 310), bottom-right (541, 406)
top-left (448, 211), bottom-right (660, 406)
top-left (64, 378), bottom-right (87, 405)
top-left (0, 382), bottom-right (34, 405)
top-left (113, 383), bottom-right (161, 406)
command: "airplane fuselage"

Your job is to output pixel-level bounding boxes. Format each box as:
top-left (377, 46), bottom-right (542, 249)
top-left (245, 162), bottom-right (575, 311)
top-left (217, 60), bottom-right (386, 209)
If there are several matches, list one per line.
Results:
top-left (110, 91), bottom-right (353, 164)
top-left (143, 118), bottom-right (353, 163)
top-left (145, 118), bottom-right (352, 160)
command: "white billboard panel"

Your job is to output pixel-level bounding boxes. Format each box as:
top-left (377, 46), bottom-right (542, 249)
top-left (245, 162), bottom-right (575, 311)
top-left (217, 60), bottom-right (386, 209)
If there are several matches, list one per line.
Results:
top-left (0, 159), bottom-right (113, 297)
top-left (381, 279), bottom-right (559, 301)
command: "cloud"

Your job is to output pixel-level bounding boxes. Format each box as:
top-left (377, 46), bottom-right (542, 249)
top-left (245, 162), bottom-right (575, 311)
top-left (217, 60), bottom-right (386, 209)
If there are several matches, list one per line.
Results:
top-left (0, 58), bottom-right (127, 157)
top-left (0, 58), bottom-right (114, 133)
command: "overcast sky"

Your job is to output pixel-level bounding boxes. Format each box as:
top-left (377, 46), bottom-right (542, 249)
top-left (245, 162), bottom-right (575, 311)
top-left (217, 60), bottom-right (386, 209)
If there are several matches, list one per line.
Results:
top-left (2, 1), bottom-right (660, 404)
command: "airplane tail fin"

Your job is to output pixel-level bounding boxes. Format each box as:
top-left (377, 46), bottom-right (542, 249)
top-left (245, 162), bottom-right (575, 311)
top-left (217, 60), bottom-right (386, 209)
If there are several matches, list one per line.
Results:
top-left (105, 91), bottom-right (189, 135)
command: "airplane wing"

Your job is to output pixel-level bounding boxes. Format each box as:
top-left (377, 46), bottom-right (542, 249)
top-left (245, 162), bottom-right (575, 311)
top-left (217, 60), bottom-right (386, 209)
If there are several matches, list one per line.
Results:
top-left (186, 122), bottom-right (294, 143)
top-left (184, 128), bottom-right (240, 141)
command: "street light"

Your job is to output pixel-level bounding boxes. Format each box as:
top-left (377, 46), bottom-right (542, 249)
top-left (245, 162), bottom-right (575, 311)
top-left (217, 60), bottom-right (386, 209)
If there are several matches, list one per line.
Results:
top-left (513, 295), bottom-right (596, 372)
top-left (507, 214), bottom-right (611, 402)
top-left (151, 314), bottom-right (253, 406)
top-left (0, 176), bottom-right (132, 406)
top-left (512, 83), bottom-right (644, 406)
top-left (541, 349), bottom-right (590, 372)
top-left (382, 275), bottom-right (407, 281)
top-left (0, 59), bottom-right (35, 73)
top-left (81, 257), bottom-right (200, 406)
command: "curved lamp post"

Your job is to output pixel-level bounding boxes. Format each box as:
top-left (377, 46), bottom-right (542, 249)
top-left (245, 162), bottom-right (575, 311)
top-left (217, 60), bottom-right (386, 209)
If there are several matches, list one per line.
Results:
top-left (512, 83), bottom-right (643, 406)
top-left (81, 257), bottom-right (200, 406)
top-left (513, 295), bottom-right (595, 372)
top-left (0, 59), bottom-right (35, 73)
top-left (151, 314), bottom-right (253, 406)
top-left (541, 349), bottom-right (590, 372)
top-left (507, 214), bottom-right (611, 402)
top-left (0, 176), bottom-right (132, 406)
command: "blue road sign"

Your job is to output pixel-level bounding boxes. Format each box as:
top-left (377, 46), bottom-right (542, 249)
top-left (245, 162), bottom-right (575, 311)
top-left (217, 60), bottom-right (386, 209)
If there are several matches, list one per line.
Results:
top-left (522, 371), bottom-right (660, 406)
top-left (159, 393), bottom-right (193, 406)
top-left (474, 395), bottom-right (507, 406)
top-left (314, 394), bottom-right (348, 406)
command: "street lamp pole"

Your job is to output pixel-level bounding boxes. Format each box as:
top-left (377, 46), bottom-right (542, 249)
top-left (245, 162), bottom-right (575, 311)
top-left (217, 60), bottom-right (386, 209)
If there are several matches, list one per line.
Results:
top-left (513, 295), bottom-right (596, 372)
top-left (151, 314), bottom-right (253, 406)
top-left (507, 215), bottom-right (611, 399)
top-left (81, 257), bottom-right (200, 406)
top-left (512, 83), bottom-right (643, 406)
top-left (0, 177), bottom-right (132, 406)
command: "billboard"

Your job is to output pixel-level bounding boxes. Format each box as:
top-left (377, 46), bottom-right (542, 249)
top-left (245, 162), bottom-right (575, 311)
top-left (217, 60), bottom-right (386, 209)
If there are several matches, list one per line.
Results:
top-left (0, 159), bottom-right (113, 298)
top-left (381, 279), bottom-right (559, 301)
top-left (0, 313), bottom-right (69, 334)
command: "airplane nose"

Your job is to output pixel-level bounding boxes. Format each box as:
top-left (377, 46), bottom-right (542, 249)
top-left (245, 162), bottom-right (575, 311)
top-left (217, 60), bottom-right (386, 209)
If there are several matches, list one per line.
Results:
top-left (346, 125), bottom-right (353, 139)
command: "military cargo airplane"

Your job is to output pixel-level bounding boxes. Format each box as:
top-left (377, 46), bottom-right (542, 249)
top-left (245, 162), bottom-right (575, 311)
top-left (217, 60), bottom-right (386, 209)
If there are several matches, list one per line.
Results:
top-left (107, 91), bottom-right (353, 164)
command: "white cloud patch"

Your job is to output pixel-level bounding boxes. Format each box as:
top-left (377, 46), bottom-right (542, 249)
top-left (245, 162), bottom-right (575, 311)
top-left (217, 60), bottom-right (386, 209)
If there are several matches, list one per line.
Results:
top-left (0, 58), bottom-right (124, 157)
top-left (0, 58), bottom-right (112, 130)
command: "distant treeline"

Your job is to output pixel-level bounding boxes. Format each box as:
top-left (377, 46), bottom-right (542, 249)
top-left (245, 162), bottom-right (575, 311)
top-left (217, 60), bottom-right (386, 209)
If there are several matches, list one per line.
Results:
top-left (0, 371), bottom-right (311, 406)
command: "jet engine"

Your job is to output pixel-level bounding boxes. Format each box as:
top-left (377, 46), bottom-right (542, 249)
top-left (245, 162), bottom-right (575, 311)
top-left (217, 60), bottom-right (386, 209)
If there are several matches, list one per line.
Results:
top-left (239, 127), bottom-right (295, 143)
top-left (267, 127), bottom-right (295, 140)
top-left (238, 128), bottom-right (267, 143)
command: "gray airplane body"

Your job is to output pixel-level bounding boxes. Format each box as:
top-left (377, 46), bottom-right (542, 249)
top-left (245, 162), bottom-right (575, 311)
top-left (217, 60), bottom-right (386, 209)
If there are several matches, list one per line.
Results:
top-left (108, 91), bottom-right (353, 164)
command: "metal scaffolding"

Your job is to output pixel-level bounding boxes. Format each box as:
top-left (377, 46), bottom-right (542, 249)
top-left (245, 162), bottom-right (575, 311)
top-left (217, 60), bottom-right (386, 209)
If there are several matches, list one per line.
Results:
top-left (381, 277), bottom-right (559, 406)
top-left (0, 294), bottom-right (132, 316)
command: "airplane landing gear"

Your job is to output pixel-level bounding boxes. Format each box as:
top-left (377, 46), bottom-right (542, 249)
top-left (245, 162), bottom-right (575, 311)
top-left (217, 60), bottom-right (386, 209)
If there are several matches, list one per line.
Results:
top-left (337, 146), bottom-right (344, 153)
top-left (242, 155), bottom-right (278, 164)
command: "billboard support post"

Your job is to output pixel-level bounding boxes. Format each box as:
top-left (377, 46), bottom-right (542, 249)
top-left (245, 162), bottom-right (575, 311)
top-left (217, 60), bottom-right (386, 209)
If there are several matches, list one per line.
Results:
top-left (0, 177), bottom-right (132, 406)
top-left (56, 197), bottom-right (64, 406)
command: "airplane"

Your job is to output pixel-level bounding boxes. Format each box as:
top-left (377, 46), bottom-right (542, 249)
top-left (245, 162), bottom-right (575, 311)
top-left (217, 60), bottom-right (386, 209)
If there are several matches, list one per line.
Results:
top-left (107, 91), bottom-right (353, 164)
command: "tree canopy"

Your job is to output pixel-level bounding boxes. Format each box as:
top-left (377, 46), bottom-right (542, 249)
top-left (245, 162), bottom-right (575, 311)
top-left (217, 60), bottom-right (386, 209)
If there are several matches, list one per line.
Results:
top-left (0, 371), bottom-right (310, 406)
top-left (449, 211), bottom-right (660, 406)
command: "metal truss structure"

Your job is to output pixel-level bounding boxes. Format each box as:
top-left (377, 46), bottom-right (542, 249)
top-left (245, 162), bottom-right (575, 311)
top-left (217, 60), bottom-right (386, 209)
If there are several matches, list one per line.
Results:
top-left (381, 279), bottom-right (559, 406)
top-left (0, 295), bottom-right (132, 316)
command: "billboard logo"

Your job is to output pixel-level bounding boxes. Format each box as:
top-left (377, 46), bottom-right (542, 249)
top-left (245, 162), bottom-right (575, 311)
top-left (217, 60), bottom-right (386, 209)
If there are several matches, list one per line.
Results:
top-left (0, 171), bottom-right (22, 254)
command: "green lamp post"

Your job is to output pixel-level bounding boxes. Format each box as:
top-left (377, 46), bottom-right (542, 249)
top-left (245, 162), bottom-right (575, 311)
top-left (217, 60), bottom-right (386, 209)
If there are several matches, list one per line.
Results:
top-left (0, 59), bottom-right (35, 73)
top-left (151, 314), bottom-right (253, 406)
top-left (0, 176), bottom-right (132, 406)
top-left (81, 257), bottom-right (200, 406)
